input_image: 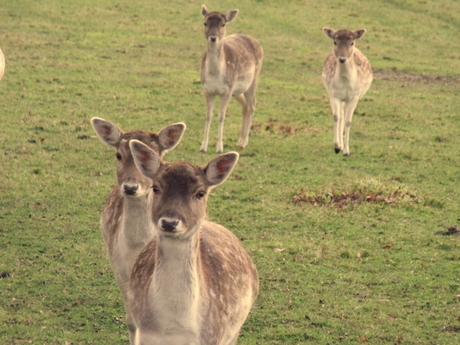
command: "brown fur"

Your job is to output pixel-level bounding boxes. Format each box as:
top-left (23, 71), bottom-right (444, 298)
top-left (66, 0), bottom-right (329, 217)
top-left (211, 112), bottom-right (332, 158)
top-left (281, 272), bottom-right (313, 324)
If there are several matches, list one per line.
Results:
top-left (200, 5), bottom-right (263, 153)
top-left (127, 145), bottom-right (258, 345)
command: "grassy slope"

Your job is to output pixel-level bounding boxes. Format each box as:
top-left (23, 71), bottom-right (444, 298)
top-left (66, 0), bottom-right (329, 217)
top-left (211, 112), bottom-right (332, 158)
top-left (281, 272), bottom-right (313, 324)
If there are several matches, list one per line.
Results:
top-left (0, 0), bottom-right (459, 344)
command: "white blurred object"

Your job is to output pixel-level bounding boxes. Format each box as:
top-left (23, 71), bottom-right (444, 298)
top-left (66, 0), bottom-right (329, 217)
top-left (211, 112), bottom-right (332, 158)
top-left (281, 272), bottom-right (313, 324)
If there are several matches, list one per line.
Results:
top-left (0, 48), bottom-right (4, 80)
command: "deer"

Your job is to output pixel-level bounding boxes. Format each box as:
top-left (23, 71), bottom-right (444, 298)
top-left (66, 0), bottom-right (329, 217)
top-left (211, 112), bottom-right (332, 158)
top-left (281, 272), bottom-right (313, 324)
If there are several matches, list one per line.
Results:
top-left (322, 27), bottom-right (373, 156)
top-left (91, 117), bottom-right (186, 344)
top-left (127, 140), bottom-right (259, 345)
top-left (0, 48), bottom-right (5, 80)
top-left (200, 5), bottom-right (263, 153)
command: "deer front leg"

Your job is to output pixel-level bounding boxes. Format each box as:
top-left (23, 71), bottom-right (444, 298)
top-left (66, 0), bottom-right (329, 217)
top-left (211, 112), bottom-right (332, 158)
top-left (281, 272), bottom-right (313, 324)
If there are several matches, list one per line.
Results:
top-left (216, 92), bottom-right (233, 153)
top-left (342, 97), bottom-right (360, 156)
top-left (200, 93), bottom-right (215, 153)
top-left (330, 98), bottom-right (342, 154)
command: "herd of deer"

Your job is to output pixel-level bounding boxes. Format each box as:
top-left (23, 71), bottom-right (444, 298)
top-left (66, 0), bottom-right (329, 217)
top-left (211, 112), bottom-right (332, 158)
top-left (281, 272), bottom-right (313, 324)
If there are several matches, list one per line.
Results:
top-left (89, 5), bottom-right (373, 345)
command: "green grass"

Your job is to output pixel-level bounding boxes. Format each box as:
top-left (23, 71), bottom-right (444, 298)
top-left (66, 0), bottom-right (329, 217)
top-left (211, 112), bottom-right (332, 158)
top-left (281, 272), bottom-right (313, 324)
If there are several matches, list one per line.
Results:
top-left (1, 0), bottom-right (459, 344)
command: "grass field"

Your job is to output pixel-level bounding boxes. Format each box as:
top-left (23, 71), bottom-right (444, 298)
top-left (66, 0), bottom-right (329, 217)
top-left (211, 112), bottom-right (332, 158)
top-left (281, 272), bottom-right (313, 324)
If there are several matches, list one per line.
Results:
top-left (1, 0), bottom-right (459, 344)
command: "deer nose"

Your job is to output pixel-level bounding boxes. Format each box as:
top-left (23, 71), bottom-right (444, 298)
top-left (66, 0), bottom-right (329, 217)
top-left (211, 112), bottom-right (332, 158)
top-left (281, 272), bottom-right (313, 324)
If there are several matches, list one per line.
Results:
top-left (123, 184), bottom-right (138, 195)
top-left (209, 36), bottom-right (217, 43)
top-left (339, 57), bottom-right (346, 63)
top-left (161, 219), bottom-right (179, 232)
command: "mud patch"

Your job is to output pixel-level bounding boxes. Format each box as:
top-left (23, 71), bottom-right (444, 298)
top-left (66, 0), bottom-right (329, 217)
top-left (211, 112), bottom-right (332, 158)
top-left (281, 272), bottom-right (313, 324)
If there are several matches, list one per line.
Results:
top-left (435, 226), bottom-right (460, 236)
top-left (374, 70), bottom-right (459, 86)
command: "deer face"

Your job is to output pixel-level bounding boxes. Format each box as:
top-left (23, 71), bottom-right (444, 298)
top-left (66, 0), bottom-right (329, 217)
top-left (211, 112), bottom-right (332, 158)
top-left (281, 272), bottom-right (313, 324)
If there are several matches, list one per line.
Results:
top-left (151, 163), bottom-right (209, 239)
top-left (91, 117), bottom-right (185, 198)
top-left (115, 133), bottom-right (160, 198)
top-left (323, 28), bottom-right (366, 64)
top-left (129, 139), bottom-right (239, 241)
top-left (202, 5), bottom-right (238, 44)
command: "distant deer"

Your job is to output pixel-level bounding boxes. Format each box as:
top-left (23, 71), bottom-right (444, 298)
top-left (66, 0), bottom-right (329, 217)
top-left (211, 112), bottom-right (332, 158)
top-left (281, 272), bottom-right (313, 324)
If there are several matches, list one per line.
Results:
top-left (200, 5), bottom-right (263, 153)
top-left (91, 117), bottom-right (186, 344)
top-left (0, 48), bottom-right (5, 80)
top-left (128, 141), bottom-right (259, 345)
top-left (322, 28), bottom-right (373, 156)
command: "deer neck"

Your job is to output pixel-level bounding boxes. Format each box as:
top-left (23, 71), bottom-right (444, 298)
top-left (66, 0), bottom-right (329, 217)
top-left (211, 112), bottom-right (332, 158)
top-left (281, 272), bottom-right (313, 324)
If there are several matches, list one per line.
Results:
top-left (149, 232), bottom-right (202, 333)
top-left (205, 42), bottom-right (226, 76)
top-left (336, 53), bottom-right (358, 80)
top-left (121, 192), bottom-right (153, 249)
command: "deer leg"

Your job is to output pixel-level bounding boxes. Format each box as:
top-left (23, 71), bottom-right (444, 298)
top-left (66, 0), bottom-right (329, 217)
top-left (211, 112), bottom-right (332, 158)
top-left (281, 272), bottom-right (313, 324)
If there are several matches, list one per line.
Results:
top-left (342, 98), bottom-right (359, 156)
top-left (235, 93), bottom-right (249, 149)
top-left (126, 313), bottom-right (138, 345)
top-left (237, 81), bottom-right (258, 149)
top-left (330, 98), bottom-right (342, 153)
top-left (216, 93), bottom-right (233, 153)
top-left (200, 93), bottom-right (216, 153)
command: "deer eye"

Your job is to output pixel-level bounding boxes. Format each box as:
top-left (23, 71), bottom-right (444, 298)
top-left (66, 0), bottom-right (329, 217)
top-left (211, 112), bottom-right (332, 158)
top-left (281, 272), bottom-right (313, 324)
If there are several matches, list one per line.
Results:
top-left (196, 191), bottom-right (206, 199)
top-left (351, 42), bottom-right (355, 46)
top-left (221, 23), bottom-right (226, 27)
top-left (204, 22), bottom-right (207, 26)
top-left (115, 153), bottom-right (122, 161)
top-left (334, 41), bottom-right (337, 45)
top-left (152, 186), bottom-right (160, 194)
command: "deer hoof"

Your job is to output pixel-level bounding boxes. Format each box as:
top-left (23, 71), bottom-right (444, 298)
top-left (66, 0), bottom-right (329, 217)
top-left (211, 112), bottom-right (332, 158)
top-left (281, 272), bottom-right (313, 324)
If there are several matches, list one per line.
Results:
top-left (334, 148), bottom-right (341, 154)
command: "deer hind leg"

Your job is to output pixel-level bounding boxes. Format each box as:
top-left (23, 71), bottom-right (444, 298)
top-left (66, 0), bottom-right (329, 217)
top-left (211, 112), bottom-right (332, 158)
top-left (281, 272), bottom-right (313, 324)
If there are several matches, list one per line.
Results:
top-left (200, 93), bottom-right (216, 153)
top-left (126, 315), bottom-right (138, 345)
top-left (342, 97), bottom-right (360, 156)
top-left (235, 93), bottom-right (250, 149)
top-left (216, 92), bottom-right (233, 153)
top-left (330, 98), bottom-right (343, 154)
top-left (237, 80), bottom-right (257, 149)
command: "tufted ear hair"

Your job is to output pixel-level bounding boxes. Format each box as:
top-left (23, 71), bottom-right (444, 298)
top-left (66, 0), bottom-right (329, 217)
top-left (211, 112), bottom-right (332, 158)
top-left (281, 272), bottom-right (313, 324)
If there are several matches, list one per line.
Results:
top-left (204, 151), bottom-right (239, 187)
top-left (91, 117), bottom-right (123, 148)
top-left (201, 4), bottom-right (209, 17)
top-left (225, 9), bottom-right (239, 23)
top-left (129, 140), bottom-right (161, 180)
top-left (322, 27), bottom-right (336, 39)
top-left (157, 122), bottom-right (186, 157)
top-left (353, 29), bottom-right (366, 40)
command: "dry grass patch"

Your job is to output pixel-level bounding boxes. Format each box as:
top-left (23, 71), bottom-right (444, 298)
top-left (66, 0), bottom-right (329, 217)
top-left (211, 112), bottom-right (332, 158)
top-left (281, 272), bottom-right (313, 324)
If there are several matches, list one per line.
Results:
top-left (291, 178), bottom-right (441, 210)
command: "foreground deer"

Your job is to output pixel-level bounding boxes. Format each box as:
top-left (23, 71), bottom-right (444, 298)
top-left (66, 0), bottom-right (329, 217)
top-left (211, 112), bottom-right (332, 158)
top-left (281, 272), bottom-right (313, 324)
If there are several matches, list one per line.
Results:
top-left (322, 28), bottom-right (373, 156)
top-left (128, 141), bottom-right (259, 345)
top-left (91, 117), bottom-right (185, 344)
top-left (200, 5), bottom-right (263, 153)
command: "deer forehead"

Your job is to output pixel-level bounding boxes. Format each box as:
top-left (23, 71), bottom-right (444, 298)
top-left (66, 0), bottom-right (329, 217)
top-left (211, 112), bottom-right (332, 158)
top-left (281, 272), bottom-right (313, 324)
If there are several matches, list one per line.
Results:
top-left (204, 12), bottom-right (226, 26)
top-left (333, 30), bottom-right (355, 42)
top-left (155, 163), bottom-right (208, 192)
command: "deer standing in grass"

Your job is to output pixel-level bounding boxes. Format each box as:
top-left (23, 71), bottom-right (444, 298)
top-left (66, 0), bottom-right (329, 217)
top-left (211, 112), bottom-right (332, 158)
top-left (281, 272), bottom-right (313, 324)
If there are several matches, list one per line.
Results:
top-left (322, 28), bottom-right (373, 156)
top-left (200, 5), bottom-right (263, 153)
top-left (91, 117), bottom-right (185, 344)
top-left (128, 141), bottom-right (259, 345)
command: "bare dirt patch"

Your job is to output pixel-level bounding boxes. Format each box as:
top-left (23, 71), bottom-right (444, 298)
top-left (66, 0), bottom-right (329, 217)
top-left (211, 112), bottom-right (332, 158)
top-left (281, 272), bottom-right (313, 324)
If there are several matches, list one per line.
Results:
top-left (374, 70), bottom-right (460, 87)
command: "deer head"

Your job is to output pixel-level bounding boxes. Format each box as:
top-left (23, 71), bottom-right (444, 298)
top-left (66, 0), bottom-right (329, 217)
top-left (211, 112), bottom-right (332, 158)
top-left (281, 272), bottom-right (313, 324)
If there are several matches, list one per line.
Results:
top-left (91, 117), bottom-right (185, 197)
top-left (323, 28), bottom-right (366, 64)
top-left (130, 139), bottom-right (239, 240)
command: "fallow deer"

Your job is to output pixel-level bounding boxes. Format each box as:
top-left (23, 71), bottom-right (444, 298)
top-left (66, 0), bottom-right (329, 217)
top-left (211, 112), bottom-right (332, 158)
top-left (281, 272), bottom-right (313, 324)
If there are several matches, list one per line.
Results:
top-left (200, 5), bottom-right (263, 153)
top-left (91, 117), bottom-right (185, 344)
top-left (0, 48), bottom-right (5, 80)
top-left (322, 28), bottom-right (373, 156)
top-left (128, 141), bottom-right (259, 345)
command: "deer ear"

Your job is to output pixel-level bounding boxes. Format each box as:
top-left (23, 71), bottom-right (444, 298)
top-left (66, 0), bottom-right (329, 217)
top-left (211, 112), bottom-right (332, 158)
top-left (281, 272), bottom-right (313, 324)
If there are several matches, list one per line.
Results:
top-left (157, 122), bottom-right (186, 157)
top-left (225, 9), bottom-right (239, 23)
top-left (204, 152), bottom-right (239, 187)
top-left (323, 27), bottom-right (335, 39)
top-left (91, 117), bottom-right (123, 148)
top-left (354, 29), bottom-right (366, 40)
top-left (201, 5), bottom-right (209, 17)
top-left (129, 140), bottom-right (161, 179)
